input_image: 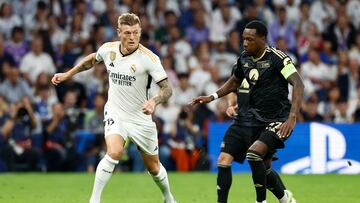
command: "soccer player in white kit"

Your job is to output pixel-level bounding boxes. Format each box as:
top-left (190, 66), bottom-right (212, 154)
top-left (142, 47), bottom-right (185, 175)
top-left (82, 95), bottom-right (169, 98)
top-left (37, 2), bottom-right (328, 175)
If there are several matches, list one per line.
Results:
top-left (51, 13), bottom-right (177, 203)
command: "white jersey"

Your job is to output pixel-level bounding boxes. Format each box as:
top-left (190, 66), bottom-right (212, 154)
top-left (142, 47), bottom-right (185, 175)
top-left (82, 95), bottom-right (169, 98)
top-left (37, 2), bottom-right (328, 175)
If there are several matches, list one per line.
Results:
top-left (96, 42), bottom-right (167, 125)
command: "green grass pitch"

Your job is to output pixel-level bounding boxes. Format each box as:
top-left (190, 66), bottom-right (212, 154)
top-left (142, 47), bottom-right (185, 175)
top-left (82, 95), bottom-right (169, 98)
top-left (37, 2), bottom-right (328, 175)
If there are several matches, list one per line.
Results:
top-left (0, 173), bottom-right (359, 203)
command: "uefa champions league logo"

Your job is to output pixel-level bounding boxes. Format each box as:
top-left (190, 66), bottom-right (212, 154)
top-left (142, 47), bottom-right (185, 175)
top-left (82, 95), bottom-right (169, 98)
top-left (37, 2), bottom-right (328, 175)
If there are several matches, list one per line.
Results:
top-left (281, 123), bottom-right (360, 174)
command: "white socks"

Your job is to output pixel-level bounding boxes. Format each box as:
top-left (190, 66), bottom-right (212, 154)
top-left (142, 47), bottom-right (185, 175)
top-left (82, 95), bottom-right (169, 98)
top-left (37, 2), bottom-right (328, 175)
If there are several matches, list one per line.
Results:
top-left (89, 154), bottom-right (119, 203)
top-left (256, 201), bottom-right (267, 203)
top-left (151, 163), bottom-right (175, 203)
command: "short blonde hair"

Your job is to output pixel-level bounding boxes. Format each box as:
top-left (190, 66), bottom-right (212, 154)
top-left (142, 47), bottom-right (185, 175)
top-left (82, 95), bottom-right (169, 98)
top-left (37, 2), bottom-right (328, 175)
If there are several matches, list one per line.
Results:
top-left (118, 13), bottom-right (141, 28)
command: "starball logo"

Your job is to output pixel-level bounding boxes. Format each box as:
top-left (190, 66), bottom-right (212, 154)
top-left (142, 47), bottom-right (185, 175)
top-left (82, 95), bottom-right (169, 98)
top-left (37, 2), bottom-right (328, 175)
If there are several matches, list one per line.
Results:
top-left (108, 70), bottom-right (136, 86)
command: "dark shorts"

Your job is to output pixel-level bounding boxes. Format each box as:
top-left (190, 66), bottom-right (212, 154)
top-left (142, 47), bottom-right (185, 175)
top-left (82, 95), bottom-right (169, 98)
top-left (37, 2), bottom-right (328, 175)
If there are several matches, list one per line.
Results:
top-left (258, 122), bottom-right (291, 151)
top-left (220, 123), bottom-right (271, 163)
top-left (221, 122), bottom-right (288, 163)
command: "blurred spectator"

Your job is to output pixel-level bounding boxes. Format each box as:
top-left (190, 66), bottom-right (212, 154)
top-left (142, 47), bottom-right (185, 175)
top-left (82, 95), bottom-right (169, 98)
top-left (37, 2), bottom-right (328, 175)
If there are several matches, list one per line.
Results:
top-left (4, 26), bottom-right (28, 66)
top-left (19, 36), bottom-right (56, 85)
top-left (54, 68), bottom-right (87, 107)
top-left (0, 2), bottom-right (22, 39)
top-left (318, 86), bottom-right (341, 121)
top-left (346, 0), bottom-right (360, 30)
top-left (169, 106), bottom-right (200, 171)
top-left (300, 49), bottom-right (336, 99)
top-left (185, 9), bottom-right (209, 48)
top-left (173, 73), bottom-right (197, 106)
top-left (154, 10), bottom-right (179, 48)
top-left (285, 0), bottom-right (300, 26)
top-left (309, 0), bottom-right (337, 33)
top-left (24, 1), bottom-right (49, 38)
top-left (73, 0), bottom-right (96, 35)
top-left (297, 23), bottom-right (323, 62)
top-left (302, 97), bottom-right (324, 122)
top-left (333, 98), bottom-right (353, 123)
top-left (46, 14), bottom-right (67, 65)
top-left (11, 0), bottom-right (36, 23)
top-left (178, 0), bottom-right (206, 31)
top-left (83, 94), bottom-right (106, 172)
top-left (268, 7), bottom-right (297, 52)
top-left (226, 30), bottom-right (241, 55)
top-left (297, 1), bottom-right (311, 37)
top-left (0, 66), bottom-right (33, 104)
top-left (160, 56), bottom-right (179, 89)
top-left (255, 0), bottom-right (275, 24)
top-left (147, 0), bottom-right (180, 29)
top-left (276, 36), bottom-right (297, 65)
top-left (62, 13), bottom-right (90, 67)
top-left (349, 32), bottom-right (360, 64)
top-left (33, 73), bottom-right (58, 122)
top-left (323, 7), bottom-right (357, 52)
top-left (44, 102), bottom-right (77, 171)
top-left (0, 35), bottom-right (16, 80)
top-left (212, 37), bottom-right (237, 79)
top-left (63, 90), bottom-right (85, 130)
top-left (209, 0), bottom-right (241, 43)
top-left (162, 26), bottom-right (192, 73)
top-left (235, 3), bottom-right (260, 43)
top-left (0, 97), bottom-right (41, 171)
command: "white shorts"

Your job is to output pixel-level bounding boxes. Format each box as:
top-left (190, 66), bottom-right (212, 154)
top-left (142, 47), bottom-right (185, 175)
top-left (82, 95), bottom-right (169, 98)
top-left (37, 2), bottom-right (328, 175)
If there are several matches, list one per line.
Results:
top-left (104, 114), bottom-right (159, 155)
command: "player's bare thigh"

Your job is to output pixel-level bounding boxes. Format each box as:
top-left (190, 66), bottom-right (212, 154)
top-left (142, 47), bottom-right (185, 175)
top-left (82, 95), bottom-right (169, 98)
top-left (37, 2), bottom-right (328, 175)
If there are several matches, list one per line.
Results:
top-left (105, 134), bottom-right (126, 160)
top-left (218, 152), bottom-right (234, 166)
top-left (141, 153), bottom-right (160, 175)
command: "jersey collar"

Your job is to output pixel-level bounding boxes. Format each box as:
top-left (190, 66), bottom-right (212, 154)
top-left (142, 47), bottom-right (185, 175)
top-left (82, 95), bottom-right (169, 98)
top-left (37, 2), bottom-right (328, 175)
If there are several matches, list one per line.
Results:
top-left (251, 47), bottom-right (267, 62)
top-left (119, 43), bottom-right (139, 57)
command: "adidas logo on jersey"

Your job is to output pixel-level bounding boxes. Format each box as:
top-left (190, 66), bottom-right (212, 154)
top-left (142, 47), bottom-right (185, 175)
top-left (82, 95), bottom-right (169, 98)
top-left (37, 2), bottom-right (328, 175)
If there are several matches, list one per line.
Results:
top-left (109, 62), bottom-right (114, 67)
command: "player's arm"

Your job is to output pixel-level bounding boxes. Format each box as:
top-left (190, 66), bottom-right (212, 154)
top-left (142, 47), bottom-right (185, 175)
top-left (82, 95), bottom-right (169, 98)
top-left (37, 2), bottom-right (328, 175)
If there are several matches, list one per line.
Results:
top-left (142, 79), bottom-right (172, 115)
top-left (278, 59), bottom-right (304, 138)
top-left (51, 53), bottom-right (100, 85)
top-left (190, 74), bottom-right (243, 105)
top-left (226, 92), bottom-right (238, 118)
top-left (152, 79), bottom-right (173, 105)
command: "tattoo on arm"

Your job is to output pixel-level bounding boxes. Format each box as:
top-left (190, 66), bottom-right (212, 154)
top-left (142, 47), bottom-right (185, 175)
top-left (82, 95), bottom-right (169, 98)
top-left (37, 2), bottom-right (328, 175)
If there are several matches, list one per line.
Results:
top-left (75, 53), bottom-right (99, 73)
top-left (287, 73), bottom-right (304, 118)
top-left (152, 79), bottom-right (172, 105)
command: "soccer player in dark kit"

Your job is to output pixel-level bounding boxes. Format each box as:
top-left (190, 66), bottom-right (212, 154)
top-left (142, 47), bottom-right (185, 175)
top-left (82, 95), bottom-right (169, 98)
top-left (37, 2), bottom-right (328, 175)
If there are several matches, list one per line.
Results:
top-left (191, 20), bottom-right (304, 203)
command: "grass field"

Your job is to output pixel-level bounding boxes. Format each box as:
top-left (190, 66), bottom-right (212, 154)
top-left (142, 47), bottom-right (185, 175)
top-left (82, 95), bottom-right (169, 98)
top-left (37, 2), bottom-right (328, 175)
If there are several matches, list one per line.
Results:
top-left (0, 173), bottom-right (359, 203)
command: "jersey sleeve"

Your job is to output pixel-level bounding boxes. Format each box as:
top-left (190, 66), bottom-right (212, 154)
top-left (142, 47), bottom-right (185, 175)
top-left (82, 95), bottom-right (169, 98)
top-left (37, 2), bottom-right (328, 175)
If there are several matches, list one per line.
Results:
top-left (95, 43), bottom-right (106, 62)
top-left (272, 50), bottom-right (297, 79)
top-left (233, 58), bottom-right (245, 79)
top-left (148, 56), bottom-right (167, 83)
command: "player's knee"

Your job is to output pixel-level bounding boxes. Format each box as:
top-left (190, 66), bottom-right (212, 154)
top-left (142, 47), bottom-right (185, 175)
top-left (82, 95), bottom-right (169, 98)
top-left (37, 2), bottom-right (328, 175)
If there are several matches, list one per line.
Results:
top-left (246, 150), bottom-right (263, 162)
top-left (217, 153), bottom-right (233, 166)
top-left (148, 163), bottom-right (160, 175)
top-left (107, 147), bottom-right (124, 160)
top-left (263, 158), bottom-right (272, 168)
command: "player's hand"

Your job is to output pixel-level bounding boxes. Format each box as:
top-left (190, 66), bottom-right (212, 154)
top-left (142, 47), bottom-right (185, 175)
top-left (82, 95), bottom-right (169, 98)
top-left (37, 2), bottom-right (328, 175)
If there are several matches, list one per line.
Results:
top-left (226, 105), bottom-right (238, 117)
top-left (278, 115), bottom-right (296, 139)
top-left (142, 99), bottom-right (156, 115)
top-left (51, 73), bottom-right (69, 85)
top-left (190, 95), bottom-right (213, 105)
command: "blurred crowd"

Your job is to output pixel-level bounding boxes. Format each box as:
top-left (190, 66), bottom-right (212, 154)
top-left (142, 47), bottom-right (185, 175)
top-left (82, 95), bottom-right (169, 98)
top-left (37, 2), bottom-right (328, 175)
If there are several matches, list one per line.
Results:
top-left (0, 0), bottom-right (359, 172)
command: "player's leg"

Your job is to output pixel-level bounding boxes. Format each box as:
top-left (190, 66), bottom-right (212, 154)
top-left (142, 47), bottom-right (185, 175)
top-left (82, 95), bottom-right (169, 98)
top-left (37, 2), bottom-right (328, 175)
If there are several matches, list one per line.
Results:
top-left (141, 153), bottom-right (176, 203)
top-left (89, 134), bottom-right (125, 203)
top-left (263, 158), bottom-right (285, 198)
top-left (130, 122), bottom-right (176, 203)
top-left (247, 140), bottom-right (268, 203)
top-left (217, 152), bottom-right (233, 203)
top-left (264, 158), bottom-right (296, 203)
top-left (217, 124), bottom-right (250, 203)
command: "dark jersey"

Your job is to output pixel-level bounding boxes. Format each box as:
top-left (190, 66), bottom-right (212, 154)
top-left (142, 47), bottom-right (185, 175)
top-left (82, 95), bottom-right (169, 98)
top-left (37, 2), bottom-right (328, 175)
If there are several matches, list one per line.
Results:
top-left (230, 63), bottom-right (253, 126)
top-left (234, 47), bottom-right (295, 124)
